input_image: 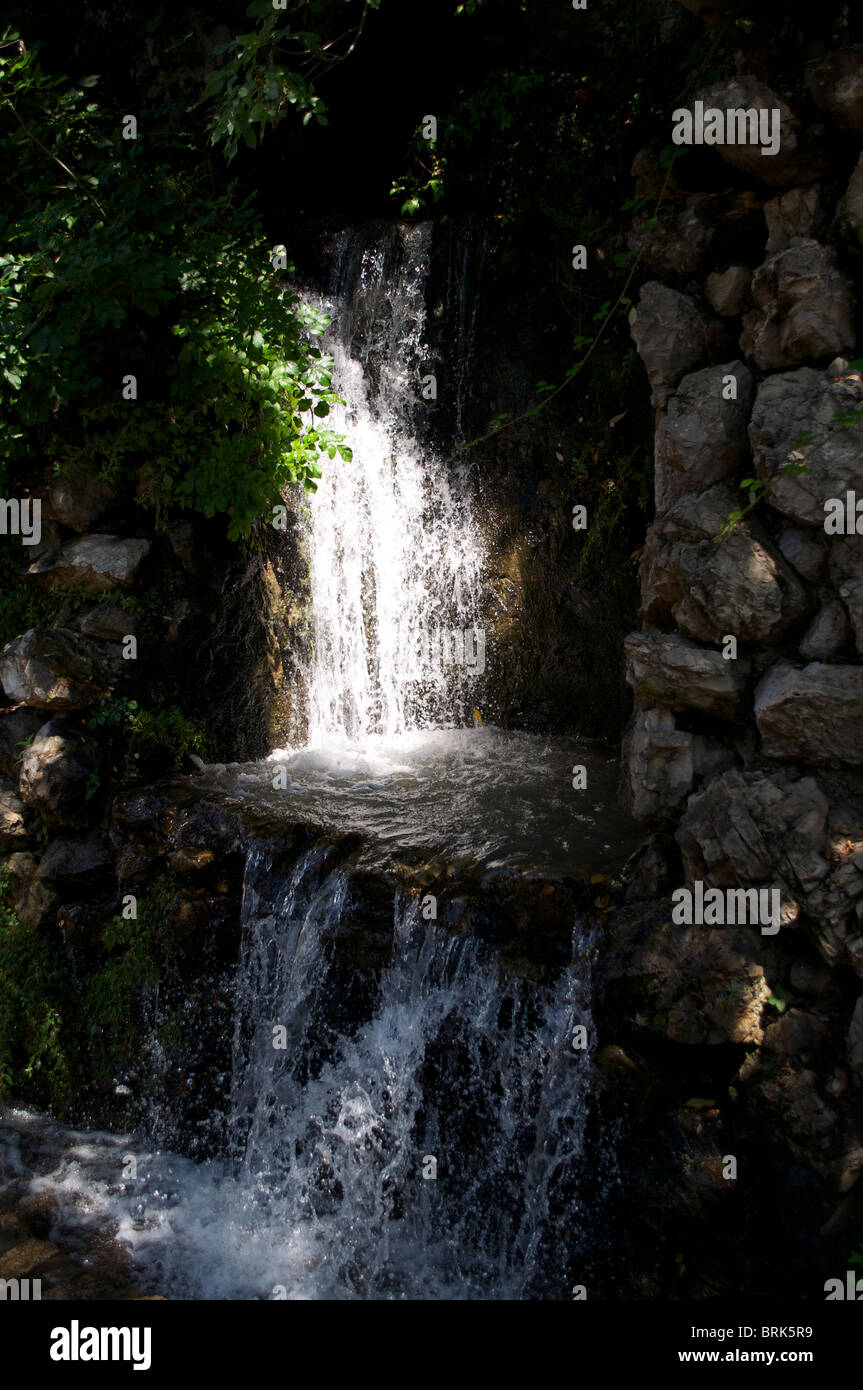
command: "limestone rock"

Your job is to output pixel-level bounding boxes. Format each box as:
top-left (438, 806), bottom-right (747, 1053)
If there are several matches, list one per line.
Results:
top-left (829, 537), bottom-right (863, 655)
top-left (19, 720), bottom-right (100, 828)
top-left (704, 266), bottom-right (751, 318)
top-left (621, 705), bottom-right (734, 822)
top-left (798, 602), bottom-right (851, 660)
top-left (777, 526), bottom-right (826, 582)
top-left (692, 77), bottom-right (818, 187)
top-left (764, 185), bottom-right (823, 253)
top-left (676, 768), bottom-right (863, 975)
top-left (631, 282), bottom-right (727, 409)
top-left (677, 769), bottom-right (798, 887)
top-left (606, 904), bottom-right (772, 1045)
top-left (37, 835), bottom-right (114, 889)
top-left (0, 629), bottom-right (117, 710)
top-left (740, 240), bottom-right (855, 371)
top-left (628, 197), bottom-right (714, 279)
top-left (0, 777), bottom-right (27, 851)
top-left (806, 49), bottom-right (863, 134)
top-left (74, 607), bottom-right (134, 643)
top-left (748, 366), bottom-right (863, 526)
top-left (43, 465), bottom-right (120, 533)
top-left (754, 663), bottom-right (863, 765)
top-left (653, 361), bottom-right (754, 512)
top-left (9, 851), bottom-right (59, 928)
top-left (26, 535), bottom-right (150, 593)
top-left (639, 484), bottom-right (809, 644)
top-left (624, 631), bottom-right (748, 719)
top-left (0, 706), bottom-right (47, 780)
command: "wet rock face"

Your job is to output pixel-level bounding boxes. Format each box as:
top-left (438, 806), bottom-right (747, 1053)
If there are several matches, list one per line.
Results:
top-left (639, 484), bottom-right (809, 644)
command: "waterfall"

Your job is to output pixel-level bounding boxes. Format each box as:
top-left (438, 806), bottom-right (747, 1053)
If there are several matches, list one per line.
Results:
top-left (7, 844), bottom-right (596, 1300)
top-left (303, 223), bottom-right (486, 743)
top-left (0, 221), bottom-right (624, 1304)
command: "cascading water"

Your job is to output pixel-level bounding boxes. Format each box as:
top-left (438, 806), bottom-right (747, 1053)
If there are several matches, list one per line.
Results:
top-left (0, 220), bottom-right (636, 1301)
top-left (302, 223), bottom-right (486, 743)
top-left (1, 847), bottom-right (597, 1300)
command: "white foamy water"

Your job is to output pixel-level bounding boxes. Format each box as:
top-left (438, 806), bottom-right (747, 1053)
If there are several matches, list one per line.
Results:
top-left (1, 892), bottom-right (596, 1300)
top-left (302, 223), bottom-right (485, 742)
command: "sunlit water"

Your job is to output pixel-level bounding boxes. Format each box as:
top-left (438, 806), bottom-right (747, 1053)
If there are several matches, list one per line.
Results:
top-left (2, 900), bottom-right (597, 1300)
top-left (0, 223), bottom-right (638, 1301)
top-left (199, 725), bottom-right (639, 877)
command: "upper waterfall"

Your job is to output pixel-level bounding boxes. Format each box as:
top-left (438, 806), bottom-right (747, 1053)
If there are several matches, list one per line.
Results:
top-left (303, 223), bottom-right (486, 744)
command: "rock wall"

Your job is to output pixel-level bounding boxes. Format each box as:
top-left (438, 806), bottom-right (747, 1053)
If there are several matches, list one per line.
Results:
top-left (601, 34), bottom-right (863, 1293)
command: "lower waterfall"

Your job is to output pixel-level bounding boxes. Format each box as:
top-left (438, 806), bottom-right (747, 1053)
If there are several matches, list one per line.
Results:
top-left (2, 844), bottom-right (598, 1300)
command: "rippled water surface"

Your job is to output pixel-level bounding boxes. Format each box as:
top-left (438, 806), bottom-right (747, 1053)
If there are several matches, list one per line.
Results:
top-left (197, 726), bottom-right (641, 877)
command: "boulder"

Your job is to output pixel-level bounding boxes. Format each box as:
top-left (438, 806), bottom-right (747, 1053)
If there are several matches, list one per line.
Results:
top-left (676, 768), bottom-right (863, 975)
top-left (37, 835), bottom-right (114, 889)
top-left (0, 628), bottom-right (118, 710)
top-left (704, 266), bottom-right (751, 318)
top-left (639, 484), bottom-right (809, 644)
top-left (620, 705), bottom-right (734, 822)
top-left (0, 777), bottom-right (27, 852)
top-left (754, 663), bottom-right (863, 765)
top-left (740, 240), bottom-right (855, 371)
top-left (26, 535), bottom-right (149, 593)
top-left (606, 905), bottom-right (772, 1045)
top-left (806, 49), bottom-right (863, 134)
top-left (777, 526), bottom-right (826, 582)
top-left (828, 537), bottom-right (863, 655)
top-left (624, 631), bottom-right (749, 719)
top-left (631, 282), bottom-right (727, 409)
top-left (676, 769), bottom-right (806, 887)
top-left (653, 361), bottom-right (754, 512)
top-left (798, 602), bottom-right (851, 660)
top-left (764, 185), bottom-right (824, 253)
top-left (692, 77), bottom-right (820, 187)
top-left (628, 197), bottom-right (714, 278)
top-left (19, 720), bottom-right (100, 828)
top-left (74, 607), bottom-right (134, 642)
top-left (748, 366), bottom-right (863, 526)
top-left (42, 465), bottom-right (121, 533)
top-left (0, 706), bottom-right (48, 780)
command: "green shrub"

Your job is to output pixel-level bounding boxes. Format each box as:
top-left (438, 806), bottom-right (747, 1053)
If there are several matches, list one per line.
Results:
top-left (0, 34), bottom-right (351, 541)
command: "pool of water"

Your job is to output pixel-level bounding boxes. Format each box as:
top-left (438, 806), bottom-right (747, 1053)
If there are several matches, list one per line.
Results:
top-left (196, 726), bottom-right (642, 878)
